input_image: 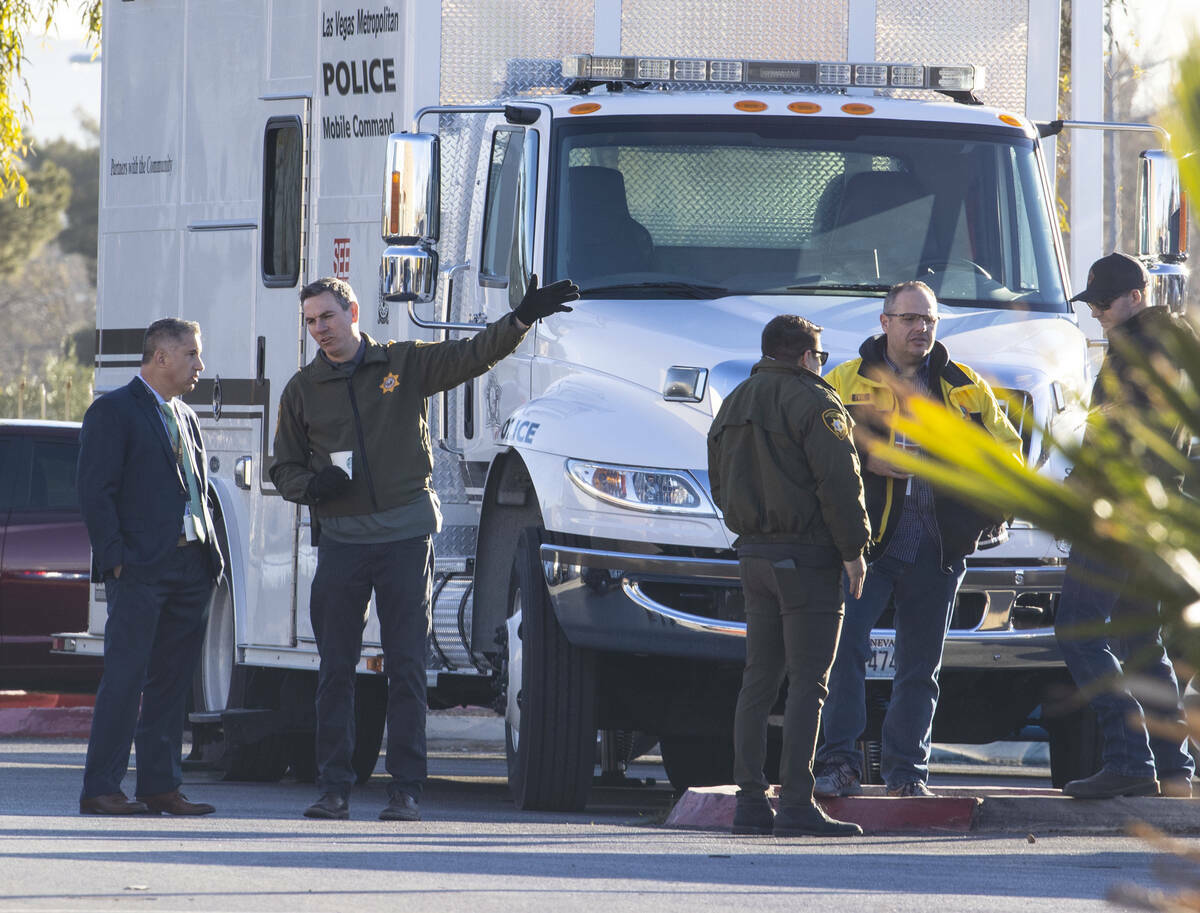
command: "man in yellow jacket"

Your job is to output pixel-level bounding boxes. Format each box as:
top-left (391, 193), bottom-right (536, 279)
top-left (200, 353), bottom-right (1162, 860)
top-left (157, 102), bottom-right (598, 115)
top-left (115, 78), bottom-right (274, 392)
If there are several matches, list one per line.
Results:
top-left (814, 280), bottom-right (1022, 798)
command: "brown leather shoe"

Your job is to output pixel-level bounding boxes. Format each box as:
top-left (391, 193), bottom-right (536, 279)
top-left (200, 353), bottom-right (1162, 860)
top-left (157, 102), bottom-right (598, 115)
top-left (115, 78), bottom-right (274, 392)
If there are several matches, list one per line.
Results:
top-left (80, 793), bottom-right (150, 815)
top-left (138, 790), bottom-right (215, 816)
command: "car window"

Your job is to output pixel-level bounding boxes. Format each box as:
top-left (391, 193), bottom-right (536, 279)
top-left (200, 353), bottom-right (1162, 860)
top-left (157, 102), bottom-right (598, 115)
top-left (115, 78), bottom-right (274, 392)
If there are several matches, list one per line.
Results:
top-left (0, 436), bottom-right (18, 511)
top-left (26, 438), bottom-right (80, 511)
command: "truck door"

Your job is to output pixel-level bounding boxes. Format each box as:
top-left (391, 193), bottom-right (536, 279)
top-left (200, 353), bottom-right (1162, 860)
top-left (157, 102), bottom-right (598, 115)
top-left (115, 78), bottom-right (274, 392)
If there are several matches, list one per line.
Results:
top-left (452, 123), bottom-right (540, 463)
top-left (254, 103), bottom-right (314, 646)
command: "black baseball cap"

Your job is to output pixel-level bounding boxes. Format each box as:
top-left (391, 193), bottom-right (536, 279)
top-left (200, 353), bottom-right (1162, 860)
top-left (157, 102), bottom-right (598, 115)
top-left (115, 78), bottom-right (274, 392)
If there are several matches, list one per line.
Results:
top-left (1069, 252), bottom-right (1149, 305)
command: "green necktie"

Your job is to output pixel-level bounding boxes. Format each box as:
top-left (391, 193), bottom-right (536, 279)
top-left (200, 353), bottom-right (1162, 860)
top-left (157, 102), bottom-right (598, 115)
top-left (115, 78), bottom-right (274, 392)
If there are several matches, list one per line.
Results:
top-left (160, 401), bottom-right (207, 542)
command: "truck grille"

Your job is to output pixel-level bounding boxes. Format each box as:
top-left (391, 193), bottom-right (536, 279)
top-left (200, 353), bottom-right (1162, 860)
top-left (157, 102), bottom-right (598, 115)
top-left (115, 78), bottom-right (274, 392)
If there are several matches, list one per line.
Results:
top-left (995, 388), bottom-right (1035, 460)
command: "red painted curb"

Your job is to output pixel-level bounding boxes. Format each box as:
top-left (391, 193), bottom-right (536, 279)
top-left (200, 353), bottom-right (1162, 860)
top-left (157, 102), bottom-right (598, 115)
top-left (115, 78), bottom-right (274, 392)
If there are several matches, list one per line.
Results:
top-left (665, 786), bottom-right (981, 834)
top-left (0, 692), bottom-right (96, 709)
top-left (0, 707), bottom-right (93, 739)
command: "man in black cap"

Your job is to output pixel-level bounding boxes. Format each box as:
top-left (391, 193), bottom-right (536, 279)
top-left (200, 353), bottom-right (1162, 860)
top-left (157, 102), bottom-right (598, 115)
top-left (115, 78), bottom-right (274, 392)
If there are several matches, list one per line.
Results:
top-left (1057, 252), bottom-right (1195, 799)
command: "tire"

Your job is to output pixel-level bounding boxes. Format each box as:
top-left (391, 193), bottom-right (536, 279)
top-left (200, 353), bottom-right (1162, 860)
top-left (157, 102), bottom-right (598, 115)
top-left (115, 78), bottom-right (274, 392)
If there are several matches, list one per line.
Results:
top-left (659, 735), bottom-right (734, 790)
top-left (282, 673), bottom-right (386, 785)
top-left (1047, 703), bottom-right (1104, 788)
top-left (504, 527), bottom-right (596, 810)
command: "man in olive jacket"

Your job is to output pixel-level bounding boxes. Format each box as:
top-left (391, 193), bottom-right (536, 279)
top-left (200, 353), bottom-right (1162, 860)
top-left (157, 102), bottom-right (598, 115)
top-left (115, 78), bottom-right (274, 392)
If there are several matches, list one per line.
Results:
top-left (708, 314), bottom-right (870, 838)
top-left (271, 275), bottom-right (577, 822)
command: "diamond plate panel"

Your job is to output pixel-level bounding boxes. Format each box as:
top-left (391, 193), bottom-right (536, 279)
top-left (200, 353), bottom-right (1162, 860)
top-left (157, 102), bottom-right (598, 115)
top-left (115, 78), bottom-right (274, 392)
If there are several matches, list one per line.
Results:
top-left (433, 523), bottom-right (479, 562)
top-left (440, 0), bottom-right (593, 104)
top-left (874, 0), bottom-right (1028, 113)
top-left (620, 0), bottom-right (847, 63)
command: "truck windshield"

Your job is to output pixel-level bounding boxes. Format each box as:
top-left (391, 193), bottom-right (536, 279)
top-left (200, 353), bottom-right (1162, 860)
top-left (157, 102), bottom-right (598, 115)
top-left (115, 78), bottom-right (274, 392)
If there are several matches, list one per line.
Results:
top-left (549, 115), bottom-right (1067, 311)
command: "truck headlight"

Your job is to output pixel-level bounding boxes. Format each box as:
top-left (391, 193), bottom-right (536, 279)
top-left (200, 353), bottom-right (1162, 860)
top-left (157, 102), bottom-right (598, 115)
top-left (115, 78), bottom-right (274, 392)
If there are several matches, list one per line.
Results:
top-left (566, 459), bottom-right (715, 516)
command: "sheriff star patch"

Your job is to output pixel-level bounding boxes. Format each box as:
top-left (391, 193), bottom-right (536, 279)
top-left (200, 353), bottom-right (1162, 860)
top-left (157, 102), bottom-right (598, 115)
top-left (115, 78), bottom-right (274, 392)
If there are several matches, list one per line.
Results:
top-left (822, 408), bottom-right (849, 439)
top-left (379, 372), bottom-right (400, 394)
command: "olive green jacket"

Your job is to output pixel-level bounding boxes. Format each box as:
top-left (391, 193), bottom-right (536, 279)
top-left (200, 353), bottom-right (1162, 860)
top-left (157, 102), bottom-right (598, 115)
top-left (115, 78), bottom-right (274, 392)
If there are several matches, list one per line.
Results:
top-left (270, 317), bottom-right (527, 517)
top-left (707, 358), bottom-right (870, 561)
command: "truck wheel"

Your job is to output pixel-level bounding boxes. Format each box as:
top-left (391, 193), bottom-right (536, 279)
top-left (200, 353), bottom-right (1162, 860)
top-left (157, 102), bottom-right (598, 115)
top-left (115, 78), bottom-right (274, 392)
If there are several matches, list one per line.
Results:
top-left (283, 672), bottom-right (385, 785)
top-left (504, 527), bottom-right (596, 810)
top-left (1047, 704), bottom-right (1104, 788)
top-left (659, 735), bottom-right (734, 790)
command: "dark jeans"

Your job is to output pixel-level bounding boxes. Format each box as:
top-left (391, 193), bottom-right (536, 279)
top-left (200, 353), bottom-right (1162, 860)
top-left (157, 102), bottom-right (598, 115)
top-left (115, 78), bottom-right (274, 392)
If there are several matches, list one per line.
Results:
top-left (817, 534), bottom-right (965, 788)
top-left (81, 542), bottom-right (215, 800)
top-left (1055, 550), bottom-right (1194, 780)
top-left (310, 535), bottom-right (433, 800)
top-left (733, 556), bottom-right (843, 808)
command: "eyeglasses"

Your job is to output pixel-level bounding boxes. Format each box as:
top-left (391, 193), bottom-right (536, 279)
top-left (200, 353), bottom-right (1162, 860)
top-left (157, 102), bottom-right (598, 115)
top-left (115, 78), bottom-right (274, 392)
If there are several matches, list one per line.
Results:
top-left (1087, 294), bottom-right (1123, 312)
top-left (810, 350), bottom-right (830, 366)
top-left (884, 312), bottom-right (940, 328)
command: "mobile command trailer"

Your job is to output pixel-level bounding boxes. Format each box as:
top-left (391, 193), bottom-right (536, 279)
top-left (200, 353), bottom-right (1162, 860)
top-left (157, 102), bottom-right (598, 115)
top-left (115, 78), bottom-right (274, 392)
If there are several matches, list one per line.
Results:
top-left (57, 0), bottom-right (1189, 809)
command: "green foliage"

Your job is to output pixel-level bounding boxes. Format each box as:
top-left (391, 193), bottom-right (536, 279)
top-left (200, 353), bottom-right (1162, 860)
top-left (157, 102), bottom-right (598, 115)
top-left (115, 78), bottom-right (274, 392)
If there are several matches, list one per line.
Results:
top-left (0, 156), bottom-right (69, 273)
top-left (887, 37), bottom-right (1200, 668)
top-left (0, 1), bottom-right (101, 201)
top-left (0, 344), bottom-right (93, 420)
top-left (29, 120), bottom-right (98, 280)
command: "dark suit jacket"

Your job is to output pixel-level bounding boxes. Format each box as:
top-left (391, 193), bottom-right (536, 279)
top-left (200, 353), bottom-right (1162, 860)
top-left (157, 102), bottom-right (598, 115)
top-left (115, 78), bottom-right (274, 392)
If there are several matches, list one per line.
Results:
top-left (77, 377), bottom-right (224, 582)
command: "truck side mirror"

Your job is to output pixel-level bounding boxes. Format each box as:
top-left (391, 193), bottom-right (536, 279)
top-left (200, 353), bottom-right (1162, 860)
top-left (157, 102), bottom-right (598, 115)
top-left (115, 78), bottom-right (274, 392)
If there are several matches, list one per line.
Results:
top-left (380, 133), bottom-right (440, 303)
top-left (1138, 149), bottom-right (1187, 262)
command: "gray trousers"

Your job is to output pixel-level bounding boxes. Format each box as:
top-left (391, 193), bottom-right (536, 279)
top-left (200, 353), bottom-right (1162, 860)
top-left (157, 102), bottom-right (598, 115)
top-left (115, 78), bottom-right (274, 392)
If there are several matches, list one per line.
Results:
top-left (733, 556), bottom-right (844, 807)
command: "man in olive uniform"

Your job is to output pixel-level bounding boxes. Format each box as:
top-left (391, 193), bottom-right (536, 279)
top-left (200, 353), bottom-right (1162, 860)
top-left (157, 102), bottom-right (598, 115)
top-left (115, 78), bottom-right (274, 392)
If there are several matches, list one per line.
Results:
top-left (271, 274), bottom-right (578, 822)
top-left (708, 314), bottom-right (870, 837)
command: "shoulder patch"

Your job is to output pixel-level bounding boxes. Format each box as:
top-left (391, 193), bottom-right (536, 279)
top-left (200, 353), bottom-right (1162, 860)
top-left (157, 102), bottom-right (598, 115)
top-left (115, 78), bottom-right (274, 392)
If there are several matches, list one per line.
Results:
top-left (822, 408), bottom-right (850, 439)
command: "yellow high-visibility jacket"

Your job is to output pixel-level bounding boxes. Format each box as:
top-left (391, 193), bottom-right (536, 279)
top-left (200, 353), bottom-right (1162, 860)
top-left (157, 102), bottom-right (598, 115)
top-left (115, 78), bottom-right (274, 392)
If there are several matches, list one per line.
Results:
top-left (826, 336), bottom-right (1023, 568)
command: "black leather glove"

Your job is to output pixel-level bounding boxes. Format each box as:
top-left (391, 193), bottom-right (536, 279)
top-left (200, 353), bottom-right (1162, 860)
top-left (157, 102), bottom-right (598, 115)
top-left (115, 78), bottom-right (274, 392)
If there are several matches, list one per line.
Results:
top-left (513, 274), bottom-right (580, 325)
top-left (306, 465), bottom-right (351, 502)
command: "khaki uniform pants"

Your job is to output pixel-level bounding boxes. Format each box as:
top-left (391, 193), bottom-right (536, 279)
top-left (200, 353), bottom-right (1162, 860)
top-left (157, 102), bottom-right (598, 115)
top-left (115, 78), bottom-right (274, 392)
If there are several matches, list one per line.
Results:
top-left (733, 557), bottom-right (844, 807)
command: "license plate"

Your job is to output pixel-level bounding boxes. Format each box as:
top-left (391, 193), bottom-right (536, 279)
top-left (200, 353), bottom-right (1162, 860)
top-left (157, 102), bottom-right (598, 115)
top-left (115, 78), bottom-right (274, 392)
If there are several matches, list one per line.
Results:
top-left (865, 633), bottom-right (896, 679)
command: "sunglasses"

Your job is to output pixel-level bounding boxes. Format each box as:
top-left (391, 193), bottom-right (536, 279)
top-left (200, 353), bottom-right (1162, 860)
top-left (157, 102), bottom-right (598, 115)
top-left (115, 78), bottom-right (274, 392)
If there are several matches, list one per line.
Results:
top-left (1088, 295), bottom-right (1120, 312)
top-left (811, 350), bottom-right (830, 366)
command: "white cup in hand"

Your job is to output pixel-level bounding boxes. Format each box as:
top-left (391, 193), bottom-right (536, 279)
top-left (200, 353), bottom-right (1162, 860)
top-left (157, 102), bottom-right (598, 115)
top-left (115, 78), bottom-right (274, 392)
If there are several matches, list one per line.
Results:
top-left (330, 450), bottom-right (353, 479)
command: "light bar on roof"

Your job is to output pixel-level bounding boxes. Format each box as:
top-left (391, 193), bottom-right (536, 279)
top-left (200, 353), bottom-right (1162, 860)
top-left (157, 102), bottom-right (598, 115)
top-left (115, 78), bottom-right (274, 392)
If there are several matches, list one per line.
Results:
top-left (562, 54), bottom-right (983, 93)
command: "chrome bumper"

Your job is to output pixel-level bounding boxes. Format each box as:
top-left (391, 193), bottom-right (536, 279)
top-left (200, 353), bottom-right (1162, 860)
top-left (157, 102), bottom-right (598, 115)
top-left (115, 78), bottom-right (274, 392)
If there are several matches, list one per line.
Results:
top-left (539, 544), bottom-right (1065, 668)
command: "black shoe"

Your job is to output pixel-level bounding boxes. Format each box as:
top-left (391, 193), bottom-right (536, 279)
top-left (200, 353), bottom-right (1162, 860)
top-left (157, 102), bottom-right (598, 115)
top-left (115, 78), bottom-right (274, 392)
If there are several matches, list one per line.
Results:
top-left (1062, 768), bottom-right (1159, 799)
top-left (731, 791), bottom-right (774, 836)
top-left (379, 793), bottom-right (420, 822)
top-left (774, 803), bottom-right (863, 837)
top-left (303, 792), bottom-right (350, 819)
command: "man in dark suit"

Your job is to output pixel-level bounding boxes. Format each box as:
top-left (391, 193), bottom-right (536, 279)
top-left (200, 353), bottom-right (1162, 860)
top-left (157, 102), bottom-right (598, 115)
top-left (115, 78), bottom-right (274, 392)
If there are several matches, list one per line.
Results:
top-left (77, 317), bottom-right (224, 815)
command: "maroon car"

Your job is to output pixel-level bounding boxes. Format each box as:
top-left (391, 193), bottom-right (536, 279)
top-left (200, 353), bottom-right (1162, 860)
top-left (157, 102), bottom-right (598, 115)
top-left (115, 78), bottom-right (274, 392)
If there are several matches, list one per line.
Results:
top-left (0, 419), bottom-right (102, 689)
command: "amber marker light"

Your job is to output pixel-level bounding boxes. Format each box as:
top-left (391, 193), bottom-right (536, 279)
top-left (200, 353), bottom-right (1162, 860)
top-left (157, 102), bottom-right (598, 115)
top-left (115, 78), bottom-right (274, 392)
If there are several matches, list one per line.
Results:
top-left (389, 172), bottom-right (401, 236)
top-left (734, 100), bottom-right (768, 112)
top-left (788, 101), bottom-right (822, 114)
top-left (841, 102), bottom-right (874, 115)
top-left (998, 113), bottom-right (1023, 127)
top-left (569, 102), bottom-right (602, 115)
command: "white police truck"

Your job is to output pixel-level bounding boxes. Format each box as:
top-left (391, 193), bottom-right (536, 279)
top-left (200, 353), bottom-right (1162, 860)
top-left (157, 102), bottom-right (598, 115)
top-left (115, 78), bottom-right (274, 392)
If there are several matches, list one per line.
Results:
top-left (57, 0), bottom-right (1188, 809)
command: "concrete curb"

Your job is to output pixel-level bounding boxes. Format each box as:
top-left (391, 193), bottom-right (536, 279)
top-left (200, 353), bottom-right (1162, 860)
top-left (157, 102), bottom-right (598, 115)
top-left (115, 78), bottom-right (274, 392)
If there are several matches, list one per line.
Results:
top-left (665, 785), bottom-right (980, 834)
top-left (664, 784), bottom-right (1200, 835)
top-left (0, 707), bottom-right (94, 738)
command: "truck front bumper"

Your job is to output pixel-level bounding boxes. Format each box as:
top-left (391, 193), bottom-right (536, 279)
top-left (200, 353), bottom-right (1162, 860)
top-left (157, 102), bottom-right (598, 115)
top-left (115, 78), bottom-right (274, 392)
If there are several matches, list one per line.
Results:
top-left (540, 544), bottom-right (1065, 668)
